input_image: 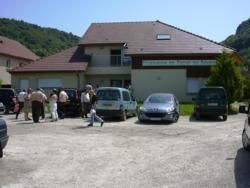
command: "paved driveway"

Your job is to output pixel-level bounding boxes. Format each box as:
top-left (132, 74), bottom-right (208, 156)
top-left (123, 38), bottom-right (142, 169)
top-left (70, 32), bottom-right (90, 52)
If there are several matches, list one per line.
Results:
top-left (0, 114), bottom-right (250, 188)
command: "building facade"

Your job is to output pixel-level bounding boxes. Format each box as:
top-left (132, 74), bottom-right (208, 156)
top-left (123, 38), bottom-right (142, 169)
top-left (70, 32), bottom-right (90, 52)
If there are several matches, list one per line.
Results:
top-left (0, 36), bottom-right (39, 87)
top-left (10, 21), bottom-right (240, 101)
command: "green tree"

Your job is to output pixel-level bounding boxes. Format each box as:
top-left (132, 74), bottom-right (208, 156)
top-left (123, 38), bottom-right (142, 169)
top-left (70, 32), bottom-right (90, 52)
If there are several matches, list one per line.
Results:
top-left (207, 52), bottom-right (245, 104)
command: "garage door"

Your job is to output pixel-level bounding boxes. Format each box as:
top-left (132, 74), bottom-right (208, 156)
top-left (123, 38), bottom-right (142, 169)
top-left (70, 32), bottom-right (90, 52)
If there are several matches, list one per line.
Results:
top-left (38, 79), bottom-right (62, 88)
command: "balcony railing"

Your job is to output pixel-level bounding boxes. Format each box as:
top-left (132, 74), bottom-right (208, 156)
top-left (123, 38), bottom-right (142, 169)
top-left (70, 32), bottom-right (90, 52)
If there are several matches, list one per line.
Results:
top-left (89, 55), bottom-right (132, 67)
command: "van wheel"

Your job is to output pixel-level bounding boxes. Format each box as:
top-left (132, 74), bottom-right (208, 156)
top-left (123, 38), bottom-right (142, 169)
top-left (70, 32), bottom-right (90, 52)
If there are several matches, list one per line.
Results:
top-left (4, 108), bottom-right (9, 115)
top-left (242, 129), bottom-right (250, 151)
top-left (120, 110), bottom-right (127, 121)
top-left (0, 148), bottom-right (3, 158)
top-left (222, 115), bottom-right (227, 121)
top-left (195, 113), bottom-right (200, 120)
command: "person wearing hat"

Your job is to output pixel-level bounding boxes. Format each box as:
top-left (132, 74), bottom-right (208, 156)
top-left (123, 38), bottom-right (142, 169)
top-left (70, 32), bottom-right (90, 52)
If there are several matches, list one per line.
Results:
top-left (30, 88), bottom-right (47, 123)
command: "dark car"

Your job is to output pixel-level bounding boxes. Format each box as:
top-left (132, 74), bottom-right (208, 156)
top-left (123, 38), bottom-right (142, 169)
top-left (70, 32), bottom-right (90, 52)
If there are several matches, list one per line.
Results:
top-left (0, 88), bottom-right (17, 114)
top-left (0, 119), bottom-right (9, 158)
top-left (64, 89), bottom-right (82, 116)
top-left (193, 87), bottom-right (228, 121)
top-left (239, 105), bottom-right (250, 151)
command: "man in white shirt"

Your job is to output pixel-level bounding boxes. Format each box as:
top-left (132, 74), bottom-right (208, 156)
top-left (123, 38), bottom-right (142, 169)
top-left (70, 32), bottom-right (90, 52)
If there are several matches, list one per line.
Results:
top-left (16, 89), bottom-right (27, 119)
top-left (58, 88), bottom-right (69, 119)
top-left (81, 89), bottom-right (90, 118)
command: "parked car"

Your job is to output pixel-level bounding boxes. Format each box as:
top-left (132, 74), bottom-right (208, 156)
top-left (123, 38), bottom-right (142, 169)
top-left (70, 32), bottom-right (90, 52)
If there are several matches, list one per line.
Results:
top-left (0, 102), bottom-right (5, 115)
top-left (64, 88), bottom-right (82, 116)
top-left (0, 119), bottom-right (9, 158)
top-left (0, 88), bottom-right (17, 114)
top-left (193, 87), bottom-right (228, 121)
top-left (239, 105), bottom-right (250, 151)
top-left (96, 87), bottom-right (137, 121)
top-left (138, 93), bottom-right (180, 123)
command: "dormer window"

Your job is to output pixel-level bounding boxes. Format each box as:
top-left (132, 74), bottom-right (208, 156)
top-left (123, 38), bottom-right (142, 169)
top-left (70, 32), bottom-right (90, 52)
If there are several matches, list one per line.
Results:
top-left (157, 34), bottom-right (171, 40)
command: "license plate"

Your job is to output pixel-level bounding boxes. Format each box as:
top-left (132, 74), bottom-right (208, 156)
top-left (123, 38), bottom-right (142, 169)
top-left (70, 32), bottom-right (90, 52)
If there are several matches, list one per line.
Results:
top-left (150, 118), bottom-right (161, 121)
top-left (208, 103), bottom-right (218, 106)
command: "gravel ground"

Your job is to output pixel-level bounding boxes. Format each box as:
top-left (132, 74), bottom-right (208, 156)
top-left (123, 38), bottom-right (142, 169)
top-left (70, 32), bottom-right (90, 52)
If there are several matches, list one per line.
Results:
top-left (0, 114), bottom-right (250, 188)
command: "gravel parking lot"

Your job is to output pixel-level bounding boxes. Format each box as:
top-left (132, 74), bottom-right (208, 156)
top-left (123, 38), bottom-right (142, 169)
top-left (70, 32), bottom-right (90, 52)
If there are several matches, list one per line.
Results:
top-left (0, 114), bottom-right (250, 188)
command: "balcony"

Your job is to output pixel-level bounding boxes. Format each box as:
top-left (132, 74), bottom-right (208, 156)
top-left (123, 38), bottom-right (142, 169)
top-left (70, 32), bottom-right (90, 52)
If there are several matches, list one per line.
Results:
top-left (86, 55), bottom-right (132, 75)
top-left (88, 55), bottom-right (132, 67)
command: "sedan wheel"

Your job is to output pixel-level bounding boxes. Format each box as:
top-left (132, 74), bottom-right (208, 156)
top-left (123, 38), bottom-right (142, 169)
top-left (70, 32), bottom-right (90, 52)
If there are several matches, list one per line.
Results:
top-left (242, 129), bottom-right (250, 151)
top-left (172, 112), bottom-right (179, 123)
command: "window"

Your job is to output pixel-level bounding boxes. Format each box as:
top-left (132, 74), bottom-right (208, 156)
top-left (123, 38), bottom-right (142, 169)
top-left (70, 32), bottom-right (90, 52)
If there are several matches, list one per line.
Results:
top-left (110, 49), bottom-right (121, 66)
top-left (110, 80), bottom-right (122, 87)
top-left (6, 60), bottom-right (11, 68)
top-left (122, 91), bottom-right (130, 101)
top-left (123, 80), bottom-right (131, 89)
top-left (187, 78), bottom-right (207, 93)
top-left (157, 34), bottom-right (171, 40)
top-left (20, 80), bottom-right (29, 90)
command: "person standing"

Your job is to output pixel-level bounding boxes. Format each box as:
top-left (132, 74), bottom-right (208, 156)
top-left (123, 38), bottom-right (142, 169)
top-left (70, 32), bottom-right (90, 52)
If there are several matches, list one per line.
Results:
top-left (30, 88), bottom-right (47, 123)
top-left (40, 89), bottom-right (46, 119)
top-left (24, 88), bottom-right (32, 121)
top-left (16, 89), bottom-right (27, 119)
top-left (87, 90), bottom-right (104, 127)
top-left (50, 89), bottom-right (58, 122)
top-left (58, 88), bottom-right (68, 119)
top-left (81, 89), bottom-right (90, 118)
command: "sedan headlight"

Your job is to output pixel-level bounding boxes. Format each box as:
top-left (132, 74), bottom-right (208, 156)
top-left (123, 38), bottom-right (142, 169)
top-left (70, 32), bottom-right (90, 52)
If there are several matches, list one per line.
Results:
top-left (139, 106), bottom-right (146, 112)
top-left (166, 106), bottom-right (175, 113)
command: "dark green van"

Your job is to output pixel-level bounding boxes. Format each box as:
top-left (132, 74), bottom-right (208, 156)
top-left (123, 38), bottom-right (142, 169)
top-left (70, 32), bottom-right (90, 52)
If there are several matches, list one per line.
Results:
top-left (193, 87), bottom-right (228, 121)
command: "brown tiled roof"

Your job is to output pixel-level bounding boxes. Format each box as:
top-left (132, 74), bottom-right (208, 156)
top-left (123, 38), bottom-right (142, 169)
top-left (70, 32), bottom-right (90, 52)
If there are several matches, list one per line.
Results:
top-left (10, 46), bottom-right (89, 72)
top-left (0, 36), bottom-right (39, 61)
top-left (80, 21), bottom-right (234, 55)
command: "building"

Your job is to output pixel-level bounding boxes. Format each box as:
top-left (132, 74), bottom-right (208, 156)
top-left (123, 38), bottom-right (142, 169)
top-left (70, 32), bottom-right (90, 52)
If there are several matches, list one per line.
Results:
top-left (10, 21), bottom-right (241, 101)
top-left (0, 36), bottom-right (39, 87)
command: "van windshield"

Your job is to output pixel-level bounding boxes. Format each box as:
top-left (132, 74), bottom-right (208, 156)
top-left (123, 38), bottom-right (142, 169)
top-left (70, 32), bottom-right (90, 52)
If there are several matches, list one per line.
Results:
top-left (199, 89), bottom-right (226, 100)
top-left (97, 90), bottom-right (120, 101)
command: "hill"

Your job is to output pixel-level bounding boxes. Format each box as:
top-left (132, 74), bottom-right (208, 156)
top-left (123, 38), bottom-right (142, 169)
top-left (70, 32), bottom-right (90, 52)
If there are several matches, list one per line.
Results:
top-left (0, 18), bottom-right (80, 57)
top-left (223, 18), bottom-right (250, 67)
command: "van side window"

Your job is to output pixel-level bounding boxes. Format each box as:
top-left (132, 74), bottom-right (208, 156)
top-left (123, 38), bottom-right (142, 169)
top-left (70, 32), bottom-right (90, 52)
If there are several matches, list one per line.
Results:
top-left (122, 91), bottom-right (130, 101)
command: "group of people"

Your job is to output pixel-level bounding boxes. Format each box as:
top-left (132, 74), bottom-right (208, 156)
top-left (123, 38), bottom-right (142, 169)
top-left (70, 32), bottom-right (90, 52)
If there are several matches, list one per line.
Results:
top-left (15, 84), bottom-right (104, 126)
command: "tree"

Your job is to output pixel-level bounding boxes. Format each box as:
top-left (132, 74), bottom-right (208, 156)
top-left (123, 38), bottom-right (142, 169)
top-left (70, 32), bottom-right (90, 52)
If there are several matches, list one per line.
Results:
top-left (207, 52), bottom-right (245, 104)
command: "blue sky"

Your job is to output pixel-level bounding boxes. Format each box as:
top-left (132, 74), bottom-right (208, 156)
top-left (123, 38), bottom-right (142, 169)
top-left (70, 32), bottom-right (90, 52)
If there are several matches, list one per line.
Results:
top-left (1, 0), bottom-right (249, 42)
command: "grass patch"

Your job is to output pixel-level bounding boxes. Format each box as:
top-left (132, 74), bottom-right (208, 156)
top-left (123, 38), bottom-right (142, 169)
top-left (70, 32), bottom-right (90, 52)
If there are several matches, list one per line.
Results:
top-left (180, 103), bottom-right (194, 116)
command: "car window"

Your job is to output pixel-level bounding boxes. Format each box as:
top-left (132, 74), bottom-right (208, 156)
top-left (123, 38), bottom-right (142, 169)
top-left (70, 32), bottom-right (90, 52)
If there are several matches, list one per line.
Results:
top-left (199, 89), bottom-right (226, 100)
top-left (147, 94), bottom-right (172, 103)
top-left (97, 90), bottom-right (120, 101)
top-left (122, 91), bottom-right (130, 101)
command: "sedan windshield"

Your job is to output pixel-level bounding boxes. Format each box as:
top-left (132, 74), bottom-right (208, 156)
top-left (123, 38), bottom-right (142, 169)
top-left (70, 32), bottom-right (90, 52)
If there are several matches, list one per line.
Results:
top-left (146, 94), bottom-right (172, 104)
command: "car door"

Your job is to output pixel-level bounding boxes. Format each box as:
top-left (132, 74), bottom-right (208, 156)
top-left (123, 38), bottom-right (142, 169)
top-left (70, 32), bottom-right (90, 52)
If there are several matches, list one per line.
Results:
top-left (246, 106), bottom-right (250, 138)
top-left (122, 91), bottom-right (131, 113)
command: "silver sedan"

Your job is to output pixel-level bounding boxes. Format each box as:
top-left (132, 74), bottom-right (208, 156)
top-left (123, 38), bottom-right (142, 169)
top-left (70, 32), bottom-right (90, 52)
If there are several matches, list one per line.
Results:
top-left (138, 93), bottom-right (180, 123)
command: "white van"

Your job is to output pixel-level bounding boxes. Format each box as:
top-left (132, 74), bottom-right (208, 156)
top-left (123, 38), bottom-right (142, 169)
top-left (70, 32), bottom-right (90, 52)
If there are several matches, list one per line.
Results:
top-left (96, 87), bottom-right (137, 121)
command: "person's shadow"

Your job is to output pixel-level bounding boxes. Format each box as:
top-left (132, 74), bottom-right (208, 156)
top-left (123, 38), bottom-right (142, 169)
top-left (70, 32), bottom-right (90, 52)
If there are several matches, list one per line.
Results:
top-left (234, 148), bottom-right (250, 187)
